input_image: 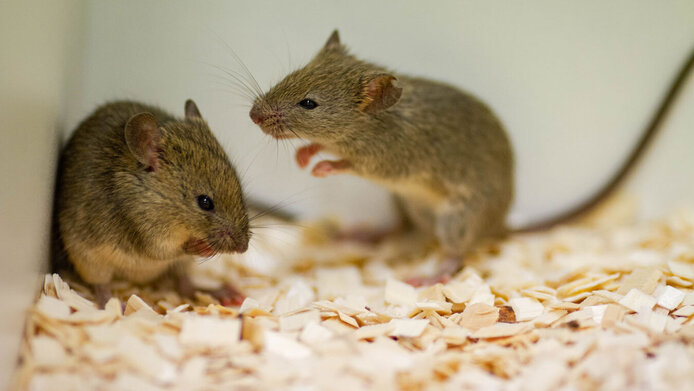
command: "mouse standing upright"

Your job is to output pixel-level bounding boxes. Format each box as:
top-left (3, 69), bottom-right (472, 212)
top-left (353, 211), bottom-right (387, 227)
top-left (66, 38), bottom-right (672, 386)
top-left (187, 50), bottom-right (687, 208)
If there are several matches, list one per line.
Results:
top-left (56, 100), bottom-right (251, 305)
top-left (249, 31), bottom-right (694, 283)
top-left (250, 31), bottom-right (513, 281)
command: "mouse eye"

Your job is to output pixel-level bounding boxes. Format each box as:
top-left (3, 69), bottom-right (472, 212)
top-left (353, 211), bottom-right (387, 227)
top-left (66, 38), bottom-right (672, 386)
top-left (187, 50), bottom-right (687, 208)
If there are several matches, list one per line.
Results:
top-left (197, 195), bottom-right (214, 211)
top-left (298, 99), bottom-right (318, 110)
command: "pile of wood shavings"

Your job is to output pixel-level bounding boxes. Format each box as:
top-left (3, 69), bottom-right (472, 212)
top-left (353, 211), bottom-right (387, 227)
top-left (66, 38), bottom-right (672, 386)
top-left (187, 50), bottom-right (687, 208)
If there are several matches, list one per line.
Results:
top-left (12, 210), bottom-right (694, 391)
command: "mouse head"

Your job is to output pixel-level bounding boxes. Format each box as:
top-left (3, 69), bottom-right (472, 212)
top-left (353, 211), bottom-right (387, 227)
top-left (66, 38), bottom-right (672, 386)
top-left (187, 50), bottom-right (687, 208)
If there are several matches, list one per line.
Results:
top-left (124, 100), bottom-right (250, 258)
top-left (249, 30), bottom-right (402, 143)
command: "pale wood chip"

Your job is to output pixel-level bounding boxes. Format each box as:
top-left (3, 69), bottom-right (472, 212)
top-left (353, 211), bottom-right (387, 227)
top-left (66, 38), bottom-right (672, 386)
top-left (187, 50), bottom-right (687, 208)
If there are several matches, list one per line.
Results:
top-left (321, 318), bottom-right (356, 335)
top-left (239, 297), bottom-right (260, 314)
top-left (508, 298), bottom-right (543, 321)
top-left (459, 303), bottom-right (499, 331)
top-left (152, 334), bottom-right (184, 361)
top-left (560, 291), bottom-right (593, 303)
top-left (125, 294), bottom-right (157, 316)
top-left (179, 316), bottom-right (241, 348)
top-left (35, 295), bottom-right (70, 320)
top-left (557, 273), bottom-right (620, 298)
top-left (672, 305), bottom-right (694, 317)
top-left (299, 321), bottom-right (334, 345)
top-left (315, 266), bottom-right (362, 298)
top-left (667, 260), bottom-right (694, 281)
top-left (274, 279), bottom-right (315, 315)
top-left (633, 307), bottom-right (668, 333)
top-left (584, 305), bottom-right (608, 324)
top-left (384, 278), bottom-right (417, 306)
top-left (680, 323), bottom-right (694, 338)
top-left (442, 281), bottom-right (474, 303)
top-left (666, 276), bottom-right (693, 287)
top-left (264, 331), bottom-right (312, 359)
top-left (30, 336), bottom-right (68, 367)
top-left (337, 311), bottom-right (359, 328)
top-left (279, 309), bottom-right (321, 332)
top-left (618, 288), bottom-right (657, 313)
top-left (313, 299), bottom-right (364, 316)
top-left (601, 304), bottom-right (627, 328)
top-left (617, 267), bottom-right (663, 295)
top-left (241, 316), bottom-right (264, 351)
top-left (682, 291), bottom-right (694, 306)
top-left (665, 316), bottom-right (686, 333)
top-left (441, 326), bottom-right (470, 345)
top-left (417, 283), bottom-right (446, 302)
top-left (592, 289), bottom-right (624, 304)
top-left (555, 308), bottom-right (593, 327)
top-left (520, 289), bottom-right (555, 302)
top-left (415, 301), bottom-right (453, 314)
top-left (117, 335), bottom-right (176, 383)
top-left (533, 310), bottom-right (567, 328)
top-left (548, 301), bottom-right (580, 311)
top-left (469, 285), bottom-right (495, 306)
top-left (58, 289), bottom-right (97, 313)
top-left (655, 285), bottom-right (685, 310)
top-left (353, 323), bottom-right (395, 340)
top-left (470, 322), bottom-right (532, 339)
top-left (388, 318), bottom-right (430, 338)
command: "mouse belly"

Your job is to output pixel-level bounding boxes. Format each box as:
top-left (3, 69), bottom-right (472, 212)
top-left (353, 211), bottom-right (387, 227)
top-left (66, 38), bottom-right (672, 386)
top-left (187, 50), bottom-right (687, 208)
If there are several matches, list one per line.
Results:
top-left (380, 177), bottom-right (447, 208)
top-left (111, 248), bottom-right (190, 284)
top-left (68, 242), bottom-right (190, 285)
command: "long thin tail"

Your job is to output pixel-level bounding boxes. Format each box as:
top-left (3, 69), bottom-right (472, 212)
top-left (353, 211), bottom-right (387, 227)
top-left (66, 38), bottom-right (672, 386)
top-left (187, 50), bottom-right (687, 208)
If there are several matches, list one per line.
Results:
top-left (515, 47), bottom-right (694, 233)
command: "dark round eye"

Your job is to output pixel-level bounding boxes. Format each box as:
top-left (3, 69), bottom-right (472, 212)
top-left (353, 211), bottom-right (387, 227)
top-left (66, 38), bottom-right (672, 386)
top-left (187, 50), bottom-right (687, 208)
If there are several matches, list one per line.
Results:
top-left (197, 195), bottom-right (214, 211)
top-left (298, 99), bottom-right (318, 109)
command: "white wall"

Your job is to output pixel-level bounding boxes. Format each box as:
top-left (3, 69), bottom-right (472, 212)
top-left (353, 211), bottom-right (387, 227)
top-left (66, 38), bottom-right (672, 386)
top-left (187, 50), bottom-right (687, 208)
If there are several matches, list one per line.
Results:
top-left (64, 1), bottom-right (694, 229)
top-left (0, 0), bottom-right (86, 386)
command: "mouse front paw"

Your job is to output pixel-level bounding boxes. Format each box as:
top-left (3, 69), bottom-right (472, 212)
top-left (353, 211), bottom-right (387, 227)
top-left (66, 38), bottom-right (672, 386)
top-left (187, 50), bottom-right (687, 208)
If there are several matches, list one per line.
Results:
top-left (295, 143), bottom-right (323, 168)
top-left (311, 159), bottom-right (351, 177)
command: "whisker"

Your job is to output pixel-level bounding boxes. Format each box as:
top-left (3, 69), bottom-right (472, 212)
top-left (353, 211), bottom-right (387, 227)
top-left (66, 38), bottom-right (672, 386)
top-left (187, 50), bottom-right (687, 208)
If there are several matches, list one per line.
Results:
top-left (209, 31), bottom-right (266, 99)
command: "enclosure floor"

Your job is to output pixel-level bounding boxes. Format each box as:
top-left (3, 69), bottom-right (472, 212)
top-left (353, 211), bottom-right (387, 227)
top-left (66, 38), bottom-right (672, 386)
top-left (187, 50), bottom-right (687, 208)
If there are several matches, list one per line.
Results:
top-left (12, 210), bottom-right (694, 391)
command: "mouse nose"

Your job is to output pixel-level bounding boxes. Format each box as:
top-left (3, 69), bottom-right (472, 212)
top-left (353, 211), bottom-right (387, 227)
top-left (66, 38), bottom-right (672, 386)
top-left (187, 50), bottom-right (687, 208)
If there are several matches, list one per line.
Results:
top-left (249, 108), bottom-right (264, 125)
top-left (236, 239), bottom-right (249, 253)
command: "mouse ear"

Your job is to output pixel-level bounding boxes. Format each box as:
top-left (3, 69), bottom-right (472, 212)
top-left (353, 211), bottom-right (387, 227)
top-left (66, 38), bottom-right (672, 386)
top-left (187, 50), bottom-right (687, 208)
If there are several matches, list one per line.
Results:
top-left (323, 30), bottom-right (342, 51)
top-left (124, 112), bottom-right (161, 171)
top-left (358, 74), bottom-right (402, 114)
top-left (185, 99), bottom-right (202, 120)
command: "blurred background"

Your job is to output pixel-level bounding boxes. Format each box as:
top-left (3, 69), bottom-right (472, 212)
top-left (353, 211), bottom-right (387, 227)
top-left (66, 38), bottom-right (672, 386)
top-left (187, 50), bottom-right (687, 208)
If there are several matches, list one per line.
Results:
top-left (1, 0), bottom-right (693, 384)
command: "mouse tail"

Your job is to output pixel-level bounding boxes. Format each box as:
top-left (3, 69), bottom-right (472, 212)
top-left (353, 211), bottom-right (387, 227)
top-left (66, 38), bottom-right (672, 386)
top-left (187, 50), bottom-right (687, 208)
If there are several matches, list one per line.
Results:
top-left (513, 47), bottom-right (694, 233)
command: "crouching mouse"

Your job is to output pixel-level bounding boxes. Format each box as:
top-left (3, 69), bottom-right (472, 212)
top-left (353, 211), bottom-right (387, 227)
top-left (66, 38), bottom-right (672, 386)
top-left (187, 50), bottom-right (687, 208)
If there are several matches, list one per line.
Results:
top-left (56, 99), bottom-right (250, 306)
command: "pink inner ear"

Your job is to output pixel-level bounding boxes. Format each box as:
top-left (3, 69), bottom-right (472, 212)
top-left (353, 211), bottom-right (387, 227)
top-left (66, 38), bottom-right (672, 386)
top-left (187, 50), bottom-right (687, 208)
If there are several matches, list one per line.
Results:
top-left (142, 137), bottom-right (159, 171)
top-left (360, 75), bottom-right (402, 113)
top-left (124, 112), bottom-right (161, 170)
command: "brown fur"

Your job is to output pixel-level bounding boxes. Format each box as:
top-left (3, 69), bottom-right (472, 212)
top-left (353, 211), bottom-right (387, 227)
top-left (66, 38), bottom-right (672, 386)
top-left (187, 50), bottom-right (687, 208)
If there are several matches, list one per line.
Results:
top-left (56, 100), bottom-right (250, 296)
top-left (250, 31), bottom-right (513, 260)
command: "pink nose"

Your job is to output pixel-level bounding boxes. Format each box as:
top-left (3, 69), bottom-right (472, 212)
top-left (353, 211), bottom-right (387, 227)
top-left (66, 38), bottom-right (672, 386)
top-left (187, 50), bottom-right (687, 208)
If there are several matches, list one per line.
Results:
top-left (249, 109), bottom-right (264, 125)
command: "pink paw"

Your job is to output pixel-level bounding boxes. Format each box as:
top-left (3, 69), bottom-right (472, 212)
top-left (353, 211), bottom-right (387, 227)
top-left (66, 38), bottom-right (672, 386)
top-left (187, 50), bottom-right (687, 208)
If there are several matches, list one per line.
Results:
top-left (295, 143), bottom-right (323, 169)
top-left (212, 285), bottom-right (246, 307)
top-left (311, 159), bottom-right (350, 177)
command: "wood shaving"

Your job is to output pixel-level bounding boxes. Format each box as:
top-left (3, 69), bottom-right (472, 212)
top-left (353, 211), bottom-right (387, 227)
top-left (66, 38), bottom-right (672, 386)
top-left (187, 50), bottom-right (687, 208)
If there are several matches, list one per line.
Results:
top-left (11, 209), bottom-right (694, 390)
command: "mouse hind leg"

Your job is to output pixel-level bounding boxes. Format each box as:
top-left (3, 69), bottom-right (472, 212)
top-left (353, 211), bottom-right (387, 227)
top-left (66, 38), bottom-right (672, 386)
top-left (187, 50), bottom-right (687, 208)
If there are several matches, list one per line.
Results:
top-left (407, 197), bottom-right (486, 286)
top-left (171, 262), bottom-right (246, 307)
top-left (64, 242), bottom-right (115, 308)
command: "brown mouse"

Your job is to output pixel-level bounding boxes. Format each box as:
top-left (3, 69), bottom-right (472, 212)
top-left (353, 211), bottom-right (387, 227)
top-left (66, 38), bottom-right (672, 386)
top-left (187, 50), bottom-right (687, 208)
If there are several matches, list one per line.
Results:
top-left (56, 99), bottom-right (250, 306)
top-left (249, 30), bottom-right (694, 283)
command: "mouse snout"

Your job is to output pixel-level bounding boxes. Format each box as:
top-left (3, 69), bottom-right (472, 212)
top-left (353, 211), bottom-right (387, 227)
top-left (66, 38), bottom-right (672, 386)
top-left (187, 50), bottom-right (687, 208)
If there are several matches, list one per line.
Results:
top-left (249, 108), bottom-right (264, 125)
top-left (220, 228), bottom-right (249, 253)
top-left (235, 239), bottom-right (249, 253)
